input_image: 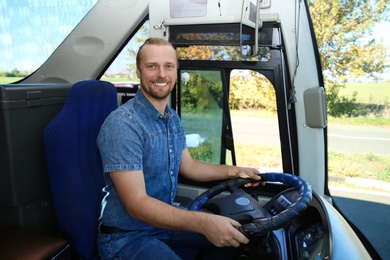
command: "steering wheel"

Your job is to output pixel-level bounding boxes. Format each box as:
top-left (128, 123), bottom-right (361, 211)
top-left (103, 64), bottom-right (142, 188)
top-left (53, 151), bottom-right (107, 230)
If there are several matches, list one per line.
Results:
top-left (188, 172), bottom-right (312, 238)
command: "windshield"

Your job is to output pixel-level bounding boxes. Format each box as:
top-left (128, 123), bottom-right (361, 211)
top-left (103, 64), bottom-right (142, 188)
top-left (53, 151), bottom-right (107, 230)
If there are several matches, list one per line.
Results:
top-left (0, 0), bottom-right (98, 84)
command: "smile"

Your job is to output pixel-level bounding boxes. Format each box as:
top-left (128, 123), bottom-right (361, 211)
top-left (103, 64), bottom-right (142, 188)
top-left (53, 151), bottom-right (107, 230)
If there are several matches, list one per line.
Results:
top-left (153, 82), bottom-right (168, 86)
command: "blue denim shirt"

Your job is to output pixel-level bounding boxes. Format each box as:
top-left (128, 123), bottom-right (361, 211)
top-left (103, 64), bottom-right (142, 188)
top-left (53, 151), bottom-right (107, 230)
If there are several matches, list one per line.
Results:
top-left (97, 90), bottom-right (186, 231)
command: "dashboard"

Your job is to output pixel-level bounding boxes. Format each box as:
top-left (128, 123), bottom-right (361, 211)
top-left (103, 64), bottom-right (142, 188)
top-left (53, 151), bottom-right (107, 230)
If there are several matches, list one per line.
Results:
top-left (232, 187), bottom-right (331, 260)
top-left (177, 180), bottom-right (371, 259)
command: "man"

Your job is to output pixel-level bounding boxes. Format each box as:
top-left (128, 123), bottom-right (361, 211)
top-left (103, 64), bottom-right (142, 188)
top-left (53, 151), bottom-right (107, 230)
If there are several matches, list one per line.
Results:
top-left (97, 37), bottom-right (261, 259)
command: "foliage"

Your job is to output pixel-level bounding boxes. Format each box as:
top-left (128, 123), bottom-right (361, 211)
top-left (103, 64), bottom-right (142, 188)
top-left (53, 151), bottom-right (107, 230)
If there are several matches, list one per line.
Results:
top-left (308, 0), bottom-right (390, 81)
top-left (0, 68), bottom-right (28, 77)
top-left (180, 70), bottom-right (276, 111)
top-left (308, 0), bottom-right (390, 117)
top-left (229, 71), bottom-right (276, 111)
top-left (188, 141), bottom-right (213, 162)
top-left (176, 45), bottom-right (271, 62)
top-left (177, 45), bottom-right (215, 60)
top-left (326, 82), bottom-right (358, 117)
top-left (181, 72), bottom-right (223, 110)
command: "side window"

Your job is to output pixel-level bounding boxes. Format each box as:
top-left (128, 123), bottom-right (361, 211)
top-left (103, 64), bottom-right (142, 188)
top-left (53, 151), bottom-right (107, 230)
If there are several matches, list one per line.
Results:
top-left (179, 70), bottom-right (224, 164)
top-left (0, 1), bottom-right (98, 84)
top-left (229, 69), bottom-right (282, 171)
top-left (101, 21), bottom-right (150, 104)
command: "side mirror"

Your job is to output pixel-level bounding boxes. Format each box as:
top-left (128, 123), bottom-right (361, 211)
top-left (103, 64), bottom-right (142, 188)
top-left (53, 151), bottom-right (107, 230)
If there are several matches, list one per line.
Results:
top-left (304, 87), bottom-right (328, 128)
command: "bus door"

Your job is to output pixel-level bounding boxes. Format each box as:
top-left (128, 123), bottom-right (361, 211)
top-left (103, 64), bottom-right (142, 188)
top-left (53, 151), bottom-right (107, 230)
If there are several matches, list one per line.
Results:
top-left (175, 59), bottom-right (298, 176)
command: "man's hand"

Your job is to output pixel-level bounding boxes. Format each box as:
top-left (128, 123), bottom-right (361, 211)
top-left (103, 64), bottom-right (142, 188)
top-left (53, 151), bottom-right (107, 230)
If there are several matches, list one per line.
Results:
top-left (198, 213), bottom-right (249, 247)
top-left (227, 166), bottom-right (262, 187)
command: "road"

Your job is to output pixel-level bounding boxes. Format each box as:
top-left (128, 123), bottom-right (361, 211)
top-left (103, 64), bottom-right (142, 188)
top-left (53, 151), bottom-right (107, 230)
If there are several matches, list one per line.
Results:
top-left (330, 187), bottom-right (390, 260)
top-left (231, 117), bottom-right (280, 146)
top-left (231, 117), bottom-right (390, 155)
top-left (328, 124), bottom-right (390, 155)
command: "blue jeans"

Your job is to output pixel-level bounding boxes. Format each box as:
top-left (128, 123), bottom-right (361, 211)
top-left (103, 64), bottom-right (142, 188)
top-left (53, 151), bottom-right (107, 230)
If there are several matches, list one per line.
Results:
top-left (97, 228), bottom-right (235, 260)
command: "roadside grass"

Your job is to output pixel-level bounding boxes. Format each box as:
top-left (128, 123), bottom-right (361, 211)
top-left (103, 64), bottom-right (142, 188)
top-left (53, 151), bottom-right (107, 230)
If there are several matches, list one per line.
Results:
top-left (328, 151), bottom-right (390, 182)
top-left (338, 81), bottom-right (390, 105)
top-left (234, 143), bottom-right (283, 170)
top-left (328, 115), bottom-right (390, 127)
top-left (234, 143), bottom-right (390, 184)
top-left (0, 77), bottom-right (23, 84)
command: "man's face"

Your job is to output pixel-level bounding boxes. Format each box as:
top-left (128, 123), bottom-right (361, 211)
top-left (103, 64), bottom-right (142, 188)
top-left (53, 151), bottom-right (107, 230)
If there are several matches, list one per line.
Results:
top-left (136, 44), bottom-right (178, 101)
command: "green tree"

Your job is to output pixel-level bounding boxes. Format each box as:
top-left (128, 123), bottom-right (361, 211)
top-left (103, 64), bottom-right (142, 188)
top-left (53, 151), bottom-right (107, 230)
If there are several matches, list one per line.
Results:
top-left (308, 0), bottom-right (390, 116)
top-left (181, 72), bottom-right (223, 110)
top-left (230, 70), bottom-right (276, 111)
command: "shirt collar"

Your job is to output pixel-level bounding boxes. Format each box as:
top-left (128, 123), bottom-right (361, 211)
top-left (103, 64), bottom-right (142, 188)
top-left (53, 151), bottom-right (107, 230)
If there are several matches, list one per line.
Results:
top-left (135, 90), bottom-right (172, 120)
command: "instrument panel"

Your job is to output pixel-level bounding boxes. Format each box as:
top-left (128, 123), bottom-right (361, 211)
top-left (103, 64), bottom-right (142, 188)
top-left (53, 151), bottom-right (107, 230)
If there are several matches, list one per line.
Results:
top-left (263, 188), bottom-right (330, 260)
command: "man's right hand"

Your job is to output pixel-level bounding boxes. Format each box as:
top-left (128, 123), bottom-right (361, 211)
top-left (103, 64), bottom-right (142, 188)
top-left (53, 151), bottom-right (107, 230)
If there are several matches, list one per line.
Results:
top-left (198, 213), bottom-right (249, 248)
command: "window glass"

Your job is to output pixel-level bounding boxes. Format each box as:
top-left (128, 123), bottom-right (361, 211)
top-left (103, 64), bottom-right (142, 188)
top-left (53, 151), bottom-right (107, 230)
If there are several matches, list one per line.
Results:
top-left (102, 21), bottom-right (150, 104)
top-left (102, 21), bottom-right (150, 83)
top-left (180, 70), bottom-right (224, 164)
top-left (229, 69), bottom-right (282, 171)
top-left (0, 0), bottom-right (98, 84)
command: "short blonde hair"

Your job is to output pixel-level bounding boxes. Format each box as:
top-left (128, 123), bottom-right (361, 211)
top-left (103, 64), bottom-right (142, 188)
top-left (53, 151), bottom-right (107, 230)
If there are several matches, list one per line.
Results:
top-left (136, 37), bottom-right (178, 69)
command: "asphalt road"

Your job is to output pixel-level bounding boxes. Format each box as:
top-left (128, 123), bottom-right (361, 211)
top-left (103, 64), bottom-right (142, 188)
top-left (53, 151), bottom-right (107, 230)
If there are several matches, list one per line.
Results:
top-left (231, 117), bottom-right (390, 155)
top-left (231, 117), bottom-right (280, 146)
top-left (328, 124), bottom-right (390, 155)
top-left (330, 187), bottom-right (390, 260)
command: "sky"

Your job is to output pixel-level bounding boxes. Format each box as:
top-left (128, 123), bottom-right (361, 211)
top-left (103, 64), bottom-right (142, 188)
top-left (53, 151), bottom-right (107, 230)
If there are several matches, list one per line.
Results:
top-left (372, 22), bottom-right (390, 81)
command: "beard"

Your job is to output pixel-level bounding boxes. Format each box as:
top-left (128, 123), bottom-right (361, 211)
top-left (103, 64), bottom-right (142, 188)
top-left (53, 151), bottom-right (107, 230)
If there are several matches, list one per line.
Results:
top-left (140, 80), bottom-right (174, 101)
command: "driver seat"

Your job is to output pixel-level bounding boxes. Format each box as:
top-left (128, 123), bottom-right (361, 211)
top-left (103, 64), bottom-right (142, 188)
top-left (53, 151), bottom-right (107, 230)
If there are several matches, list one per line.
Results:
top-left (43, 80), bottom-right (118, 259)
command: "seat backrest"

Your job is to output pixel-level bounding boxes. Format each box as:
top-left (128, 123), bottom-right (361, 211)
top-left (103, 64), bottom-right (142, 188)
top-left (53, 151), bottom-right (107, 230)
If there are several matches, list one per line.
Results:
top-left (44, 80), bottom-right (118, 259)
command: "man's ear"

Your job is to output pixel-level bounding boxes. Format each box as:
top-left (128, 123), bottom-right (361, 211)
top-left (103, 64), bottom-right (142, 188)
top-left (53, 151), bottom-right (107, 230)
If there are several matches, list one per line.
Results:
top-left (136, 68), bottom-right (141, 78)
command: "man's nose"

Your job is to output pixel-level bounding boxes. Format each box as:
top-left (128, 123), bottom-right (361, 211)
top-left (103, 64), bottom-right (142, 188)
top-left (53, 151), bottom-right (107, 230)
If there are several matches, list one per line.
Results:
top-left (157, 67), bottom-right (166, 78)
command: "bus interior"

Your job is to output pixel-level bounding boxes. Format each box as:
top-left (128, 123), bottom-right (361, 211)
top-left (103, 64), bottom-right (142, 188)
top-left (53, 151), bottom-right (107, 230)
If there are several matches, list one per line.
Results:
top-left (0, 0), bottom-right (383, 259)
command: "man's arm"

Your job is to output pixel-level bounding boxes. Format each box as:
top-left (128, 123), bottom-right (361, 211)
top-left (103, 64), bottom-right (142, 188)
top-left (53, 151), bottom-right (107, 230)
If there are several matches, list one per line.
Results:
top-left (109, 170), bottom-right (249, 247)
top-left (179, 149), bottom-right (261, 185)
